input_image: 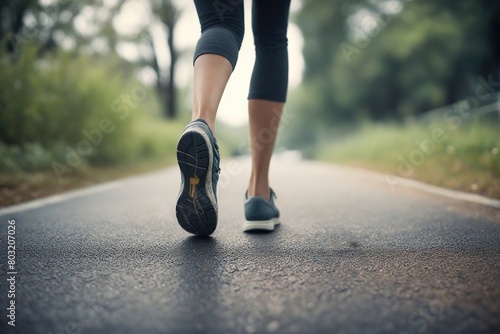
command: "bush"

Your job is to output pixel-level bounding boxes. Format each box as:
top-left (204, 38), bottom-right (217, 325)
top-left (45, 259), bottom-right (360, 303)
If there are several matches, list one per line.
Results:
top-left (316, 118), bottom-right (500, 198)
top-left (0, 43), bottom-right (171, 172)
top-left (0, 142), bottom-right (67, 172)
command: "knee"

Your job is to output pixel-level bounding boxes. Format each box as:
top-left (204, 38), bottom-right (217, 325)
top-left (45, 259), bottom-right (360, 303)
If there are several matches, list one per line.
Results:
top-left (204, 24), bottom-right (244, 49)
top-left (214, 20), bottom-right (245, 47)
top-left (195, 26), bottom-right (244, 70)
top-left (253, 24), bottom-right (288, 51)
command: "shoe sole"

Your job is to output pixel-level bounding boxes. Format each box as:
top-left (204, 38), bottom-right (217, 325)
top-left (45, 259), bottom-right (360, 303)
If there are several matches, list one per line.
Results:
top-left (243, 217), bottom-right (280, 232)
top-left (176, 128), bottom-right (217, 236)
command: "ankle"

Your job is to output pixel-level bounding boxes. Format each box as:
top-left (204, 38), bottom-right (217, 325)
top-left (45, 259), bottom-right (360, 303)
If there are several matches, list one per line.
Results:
top-left (247, 182), bottom-right (270, 200)
top-left (192, 114), bottom-right (215, 134)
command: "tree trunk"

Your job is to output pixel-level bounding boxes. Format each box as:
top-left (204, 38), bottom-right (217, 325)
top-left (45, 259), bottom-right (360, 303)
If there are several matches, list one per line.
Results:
top-left (165, 17), bottom-right (177, 119)
top-left (6, 2), bottom-right (30, 55)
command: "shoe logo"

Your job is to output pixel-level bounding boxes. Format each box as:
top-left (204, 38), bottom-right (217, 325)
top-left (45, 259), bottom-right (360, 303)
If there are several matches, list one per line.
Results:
top-left (189, 175), bottom-right (200, 198)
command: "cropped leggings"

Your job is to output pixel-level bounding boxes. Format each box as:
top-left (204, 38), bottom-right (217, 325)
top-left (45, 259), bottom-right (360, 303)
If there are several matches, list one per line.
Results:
top-left (193, 0), bottom-right (291, 102)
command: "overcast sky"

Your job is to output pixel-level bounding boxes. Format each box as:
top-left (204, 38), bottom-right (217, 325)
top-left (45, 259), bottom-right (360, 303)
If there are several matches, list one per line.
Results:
top-left (113, 0), bottom-right (304, 126)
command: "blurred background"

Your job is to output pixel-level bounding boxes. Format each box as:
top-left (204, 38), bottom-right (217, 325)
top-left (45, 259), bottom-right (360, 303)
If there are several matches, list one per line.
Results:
top-left (0, 0), bottom-right (499, 206)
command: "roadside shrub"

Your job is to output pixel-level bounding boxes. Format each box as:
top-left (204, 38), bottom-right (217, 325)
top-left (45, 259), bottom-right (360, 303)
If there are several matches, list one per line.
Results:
top-left (0, 44), bottom-right (144, 169)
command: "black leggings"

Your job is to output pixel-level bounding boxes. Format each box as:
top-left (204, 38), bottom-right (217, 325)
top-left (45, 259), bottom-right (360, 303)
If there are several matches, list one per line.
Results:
top-left (193, 0), bottom-right (291, 103)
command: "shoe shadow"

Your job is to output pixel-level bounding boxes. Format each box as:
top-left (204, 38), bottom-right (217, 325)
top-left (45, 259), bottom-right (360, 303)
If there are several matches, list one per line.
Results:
top-left (168, 236), bottom-right (224, 331)
top-left (243, 224), bottom-right (281, 235)
top-left (176, 235), bottom-right (220, 264)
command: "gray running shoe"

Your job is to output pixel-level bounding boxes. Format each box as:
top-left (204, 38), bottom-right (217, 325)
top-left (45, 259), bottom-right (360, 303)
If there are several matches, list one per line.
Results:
top-left (176, 119), bottom-right (220, 236)
top-left (243, 189), bottom-right (280, 232)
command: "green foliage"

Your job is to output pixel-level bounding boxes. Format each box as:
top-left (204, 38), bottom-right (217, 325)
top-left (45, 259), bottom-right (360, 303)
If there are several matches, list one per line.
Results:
top-left (0, 43), bottom-right (129, 159)
top-left (1, 0), bottom-right (180, 118)
top-left (291, 0), bottom-right (500, 127)
top-left (317, 118), bottom-right (500, 197)
top-left (0, 43), bottom-right (184, 174)
top-left (0, 142), bottom-right (65, 172)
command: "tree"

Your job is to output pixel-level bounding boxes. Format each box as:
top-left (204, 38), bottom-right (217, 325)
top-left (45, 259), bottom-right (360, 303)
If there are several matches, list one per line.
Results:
top-left (1, 0), bottom-right (85, 57)
top-left (294, 0), bottom-right (500, 124)
top-left (1, 0), bottom-right (181, 119)
top-left (149, 0), bottom-right (179, 119)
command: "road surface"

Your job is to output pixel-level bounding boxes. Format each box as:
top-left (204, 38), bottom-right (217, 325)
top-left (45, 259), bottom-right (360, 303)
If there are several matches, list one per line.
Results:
top-left (1, 157), bottom-right (499, 334)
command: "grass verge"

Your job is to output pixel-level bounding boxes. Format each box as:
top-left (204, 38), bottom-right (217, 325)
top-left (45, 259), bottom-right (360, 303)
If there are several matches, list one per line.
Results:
top-left (0, 116), bottom-right (186, 208)
top-left (0, 117), bottom-right (246, 208)
top-left (0, 160), bottom-right (173, 208)
top-left (317, 118), bottom-right (500, 199)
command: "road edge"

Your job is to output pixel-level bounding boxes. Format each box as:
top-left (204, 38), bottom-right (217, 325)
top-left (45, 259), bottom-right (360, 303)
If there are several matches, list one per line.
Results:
top-left (324, 162), bottom-right (500, 209)
top-left (0, 169), bottom-right (171, 216)
top-left (1, 159), bottom-right (499, 216)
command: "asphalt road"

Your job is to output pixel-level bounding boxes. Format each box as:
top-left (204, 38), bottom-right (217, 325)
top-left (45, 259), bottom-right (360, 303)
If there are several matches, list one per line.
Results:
top-left (1, 157), bottom-right (499, 334)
